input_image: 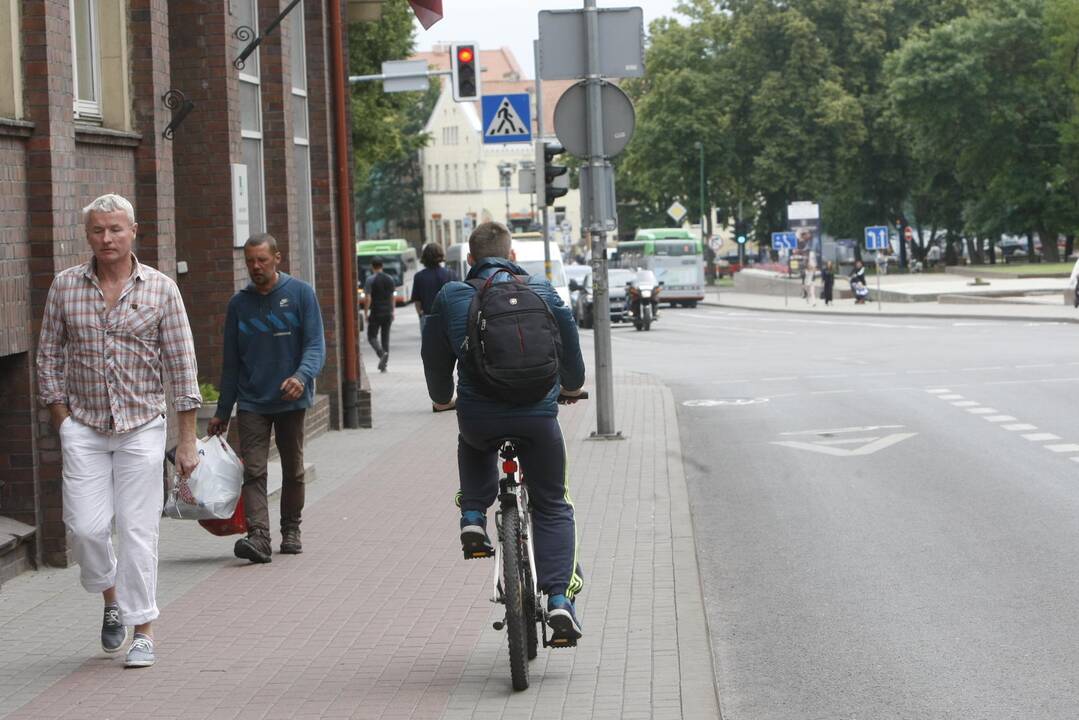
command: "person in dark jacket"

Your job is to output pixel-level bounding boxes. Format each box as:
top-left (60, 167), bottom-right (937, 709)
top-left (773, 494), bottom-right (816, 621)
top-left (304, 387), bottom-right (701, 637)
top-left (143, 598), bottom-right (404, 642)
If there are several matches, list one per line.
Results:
top-left (364, 257), bottom-right (396, 372)
top-left (208, 234), bottom-right (325, 562)
top-left (421, 221), bottom-right (587, 643)
top-left (821, 261), bottom-right (835, 305)
top-left (410, 243), bottom-right (454, 332)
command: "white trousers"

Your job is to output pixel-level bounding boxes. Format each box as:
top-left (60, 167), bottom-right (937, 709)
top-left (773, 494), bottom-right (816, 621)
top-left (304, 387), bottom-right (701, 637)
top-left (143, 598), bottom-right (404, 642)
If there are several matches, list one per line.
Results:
top-left (60, 414), bottom-right (166, 626)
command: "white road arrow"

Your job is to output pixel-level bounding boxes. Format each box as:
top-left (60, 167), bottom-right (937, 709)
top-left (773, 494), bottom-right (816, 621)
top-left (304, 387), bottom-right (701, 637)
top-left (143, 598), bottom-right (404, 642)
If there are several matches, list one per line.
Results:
top-left (771, 432), bottom-right (918, 457)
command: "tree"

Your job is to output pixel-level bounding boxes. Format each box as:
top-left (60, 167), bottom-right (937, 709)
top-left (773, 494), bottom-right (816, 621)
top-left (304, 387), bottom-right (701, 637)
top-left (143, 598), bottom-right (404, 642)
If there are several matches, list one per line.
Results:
top-left (348, 1), bottom-right (432, 240)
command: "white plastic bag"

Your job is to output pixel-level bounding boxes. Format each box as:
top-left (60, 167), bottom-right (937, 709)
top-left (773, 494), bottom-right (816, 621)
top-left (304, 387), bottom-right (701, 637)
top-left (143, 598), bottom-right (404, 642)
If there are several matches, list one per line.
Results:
top-left (164, 436), bottom-right (243, 520)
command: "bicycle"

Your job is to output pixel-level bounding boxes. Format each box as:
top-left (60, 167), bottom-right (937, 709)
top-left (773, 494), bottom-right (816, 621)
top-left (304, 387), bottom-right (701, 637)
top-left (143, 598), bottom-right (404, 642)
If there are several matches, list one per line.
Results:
top-left (485, 391), bottom-right (588, 691)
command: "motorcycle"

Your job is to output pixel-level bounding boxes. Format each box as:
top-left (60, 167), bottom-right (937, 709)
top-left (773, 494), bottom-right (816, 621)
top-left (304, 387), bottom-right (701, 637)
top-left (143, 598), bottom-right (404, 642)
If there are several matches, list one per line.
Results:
top-left (627, 271), bottom-right (661, 331)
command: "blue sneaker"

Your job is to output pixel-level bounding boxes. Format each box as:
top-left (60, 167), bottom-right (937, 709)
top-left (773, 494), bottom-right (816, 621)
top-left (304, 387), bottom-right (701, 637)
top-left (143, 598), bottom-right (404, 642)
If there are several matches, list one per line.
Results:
top-left (460, 510), bottom-right (494, 559)
top-left (547, 594), bottom-right (582, 645)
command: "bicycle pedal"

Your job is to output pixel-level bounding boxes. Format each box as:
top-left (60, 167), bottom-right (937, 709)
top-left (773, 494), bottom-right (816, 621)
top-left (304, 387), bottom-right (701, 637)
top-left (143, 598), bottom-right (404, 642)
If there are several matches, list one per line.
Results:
top-left (548, 637), bottom-right (577, 649)
top-left (462, 547), bottom-right (494, 560)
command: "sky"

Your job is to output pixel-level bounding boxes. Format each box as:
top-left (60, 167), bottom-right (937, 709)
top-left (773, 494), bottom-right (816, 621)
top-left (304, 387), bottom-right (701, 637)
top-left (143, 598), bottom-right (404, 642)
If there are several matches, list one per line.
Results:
top-left (414, 1), bottom-right (686, 78)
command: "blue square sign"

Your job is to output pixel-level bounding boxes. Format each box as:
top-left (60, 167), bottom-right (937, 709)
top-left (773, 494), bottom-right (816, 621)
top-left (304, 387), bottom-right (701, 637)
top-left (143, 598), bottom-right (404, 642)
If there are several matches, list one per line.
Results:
top-left (865, 226), bottom-right (890, 251)
top-left (482, 94), bottom-right (532, 144)
top-left (771, 231), bottom-right (797, 250)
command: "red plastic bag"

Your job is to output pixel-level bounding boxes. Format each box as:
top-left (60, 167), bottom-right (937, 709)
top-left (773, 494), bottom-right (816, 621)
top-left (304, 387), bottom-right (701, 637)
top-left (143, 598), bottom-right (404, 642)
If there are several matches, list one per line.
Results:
top-left (198, 496), bottom-right (248, 536)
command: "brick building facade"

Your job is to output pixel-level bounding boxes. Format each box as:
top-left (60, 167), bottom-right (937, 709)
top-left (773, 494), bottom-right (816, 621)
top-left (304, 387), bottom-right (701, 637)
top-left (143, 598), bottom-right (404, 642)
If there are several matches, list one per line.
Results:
top-left (0, 0), bottom-right (373, 582)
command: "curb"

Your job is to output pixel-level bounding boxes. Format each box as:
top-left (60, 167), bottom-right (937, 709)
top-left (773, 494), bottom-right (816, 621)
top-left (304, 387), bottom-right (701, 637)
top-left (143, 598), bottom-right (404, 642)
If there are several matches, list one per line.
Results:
top-left (699, 298), bottom-right (1079, 324)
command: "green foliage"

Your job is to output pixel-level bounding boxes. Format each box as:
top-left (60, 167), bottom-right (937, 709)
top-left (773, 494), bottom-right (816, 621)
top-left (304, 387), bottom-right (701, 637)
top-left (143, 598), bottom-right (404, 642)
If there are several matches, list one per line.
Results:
top-left (199, 382), bottom-right (220, 403)
top-left (349, 1), bottom-right (433, 237)
top-left (619, 0), bottom-right (1079, 261)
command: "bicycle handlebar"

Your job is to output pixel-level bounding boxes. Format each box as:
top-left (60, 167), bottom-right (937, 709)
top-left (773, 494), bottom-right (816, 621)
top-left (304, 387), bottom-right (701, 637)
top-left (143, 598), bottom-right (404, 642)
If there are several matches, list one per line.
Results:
top-left (433, 390), bottom-right (589, 412)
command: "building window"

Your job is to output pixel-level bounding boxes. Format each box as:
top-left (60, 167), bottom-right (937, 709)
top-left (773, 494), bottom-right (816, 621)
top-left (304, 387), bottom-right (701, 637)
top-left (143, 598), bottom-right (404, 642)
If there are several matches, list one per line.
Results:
top-left (71, 0), bottom-right (101, 120)
top-left (0, 1), bottom-right (22, 119)
top-left (289, 3), bottom-right (315, 284)
top-left (236, 0), bottom-right (266, 234)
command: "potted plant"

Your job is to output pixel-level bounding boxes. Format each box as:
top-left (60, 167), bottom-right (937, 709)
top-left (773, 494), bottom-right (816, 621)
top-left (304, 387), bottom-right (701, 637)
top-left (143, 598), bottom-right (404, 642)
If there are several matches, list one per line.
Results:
top-left (196, 382), bottom-right (220, 437)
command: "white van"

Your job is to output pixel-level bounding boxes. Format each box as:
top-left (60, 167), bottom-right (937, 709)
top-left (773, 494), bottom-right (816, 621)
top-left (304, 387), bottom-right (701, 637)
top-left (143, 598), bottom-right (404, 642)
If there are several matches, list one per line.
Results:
top-left (511, 238), bottom-right (571, 307)
top-left (446, 243), bottom-right (470, 282)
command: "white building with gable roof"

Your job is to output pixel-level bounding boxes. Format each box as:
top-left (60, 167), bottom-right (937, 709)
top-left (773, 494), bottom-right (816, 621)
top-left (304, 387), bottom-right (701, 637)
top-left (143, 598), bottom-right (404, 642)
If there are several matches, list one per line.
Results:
top-left (413, 45), bottom-right (581, 250)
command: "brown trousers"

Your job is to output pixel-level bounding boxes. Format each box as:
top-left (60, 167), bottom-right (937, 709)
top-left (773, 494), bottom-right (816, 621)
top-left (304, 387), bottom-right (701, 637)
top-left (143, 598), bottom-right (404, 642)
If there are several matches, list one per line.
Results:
top-left (236, 409), bottom-right (306, 535)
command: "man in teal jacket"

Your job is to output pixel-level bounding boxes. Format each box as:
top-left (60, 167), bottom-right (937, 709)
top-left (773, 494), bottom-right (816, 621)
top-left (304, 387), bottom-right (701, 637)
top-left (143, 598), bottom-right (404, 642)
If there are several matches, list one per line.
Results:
top-left (209, 234), bottom-right (325, 563)
top-left (421, 222), bottom-right (587, 643)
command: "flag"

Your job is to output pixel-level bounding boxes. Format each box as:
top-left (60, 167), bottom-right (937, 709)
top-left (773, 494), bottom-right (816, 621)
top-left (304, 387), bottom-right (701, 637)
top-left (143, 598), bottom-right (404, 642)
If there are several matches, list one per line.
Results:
top-left (409, 0), bottom-right (443, 29)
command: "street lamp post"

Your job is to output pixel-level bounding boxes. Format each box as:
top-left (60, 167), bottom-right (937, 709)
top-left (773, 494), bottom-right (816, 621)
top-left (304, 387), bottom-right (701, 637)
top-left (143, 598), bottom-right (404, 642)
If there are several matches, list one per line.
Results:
top-left (695, 141), bottom-right (707, 236)
top-left (498, 162), bottom-right (513, 226)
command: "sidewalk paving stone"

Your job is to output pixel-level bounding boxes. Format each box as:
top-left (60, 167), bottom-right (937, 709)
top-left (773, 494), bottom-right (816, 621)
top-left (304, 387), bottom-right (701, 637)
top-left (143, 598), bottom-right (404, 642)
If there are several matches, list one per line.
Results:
top-left (0, 319), bottom-right (720, 720)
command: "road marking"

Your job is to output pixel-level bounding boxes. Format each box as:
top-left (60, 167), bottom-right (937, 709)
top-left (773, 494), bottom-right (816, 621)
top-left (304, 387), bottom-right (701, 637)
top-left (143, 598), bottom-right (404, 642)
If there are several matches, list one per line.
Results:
top-left (807, 374), bottom-right (846, 379)
top-left (808, 389), bottom-right (855, 395)
top-left (1070, 457), bottom-right (1079, 464)
top-left (1002, 424), bottom-right (1038, 431)
top-left (860, 372), bottom-right (897, 377)
top-left (1016, 363), bottom-right (1056, 369)
top-left (1022, 433), bottom-right (1061, 442)
top-left (951, 401), bottom-right (979, 407)
top-left (908, 369), bottom-right (944, 374)
top-left (960, 366), bottom-right (1004, 372)
top-left (966, 407), bottom-right (997, 414)
top-left (772, 432), bottom-right (918, 457)
top-left (926, 388), bottom-right (951, 394)
top-left (779, 425), bottom-right (907, 437)
top-left (938, 394), bottom-right (964, 400)
top-left (1046, 444), bottom-right (1079, 453)
top-left (760, 377), bottom-right (798, 382)
top-left (682, 398), bottom-right (770, 407)
top-left (984, 415), bottom-right (1016, 422)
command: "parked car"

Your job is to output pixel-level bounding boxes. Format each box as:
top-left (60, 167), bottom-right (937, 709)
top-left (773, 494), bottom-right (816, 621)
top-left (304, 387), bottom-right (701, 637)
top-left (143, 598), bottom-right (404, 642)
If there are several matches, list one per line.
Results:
top-left (572, 268), bottom-right (635, 329)
top-left (566, 264), bottom-right (591, 310)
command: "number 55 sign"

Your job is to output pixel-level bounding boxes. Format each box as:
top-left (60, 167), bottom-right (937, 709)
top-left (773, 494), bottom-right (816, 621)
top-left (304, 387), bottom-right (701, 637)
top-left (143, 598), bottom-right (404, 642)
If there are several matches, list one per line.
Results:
top-left (864, 226), bottom-right (890, 251)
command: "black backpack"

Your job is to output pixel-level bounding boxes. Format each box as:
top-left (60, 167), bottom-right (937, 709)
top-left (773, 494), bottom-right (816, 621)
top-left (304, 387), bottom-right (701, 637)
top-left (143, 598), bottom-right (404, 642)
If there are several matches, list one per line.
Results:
top-left (463, 269), bottom-right (563, 404)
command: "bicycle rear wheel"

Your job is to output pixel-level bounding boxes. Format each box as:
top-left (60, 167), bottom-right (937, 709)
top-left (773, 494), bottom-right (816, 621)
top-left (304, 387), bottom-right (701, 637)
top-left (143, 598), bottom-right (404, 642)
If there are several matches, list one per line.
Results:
top-left (501, 505), bottom-right (530, 690)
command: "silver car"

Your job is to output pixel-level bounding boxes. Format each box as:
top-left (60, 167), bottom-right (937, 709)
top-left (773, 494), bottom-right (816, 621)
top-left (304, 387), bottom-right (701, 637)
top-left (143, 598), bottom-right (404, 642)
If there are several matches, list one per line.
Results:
top-left (572, 268), bottom-right (635, 329)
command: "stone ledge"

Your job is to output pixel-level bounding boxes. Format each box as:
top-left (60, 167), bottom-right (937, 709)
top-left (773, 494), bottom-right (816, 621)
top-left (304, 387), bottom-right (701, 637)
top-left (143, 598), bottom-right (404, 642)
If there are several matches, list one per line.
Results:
top-left (0, 118), bottom-right (34, 139)
top-left (74, 125), bottom-right (142, 148)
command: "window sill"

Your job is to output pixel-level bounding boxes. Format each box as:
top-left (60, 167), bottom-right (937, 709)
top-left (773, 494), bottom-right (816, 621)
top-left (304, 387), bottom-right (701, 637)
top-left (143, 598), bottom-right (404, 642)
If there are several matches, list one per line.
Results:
top-left (74, 125), bottom-right (141, 148)
top-left (0, 118), bottom-right (34, 139)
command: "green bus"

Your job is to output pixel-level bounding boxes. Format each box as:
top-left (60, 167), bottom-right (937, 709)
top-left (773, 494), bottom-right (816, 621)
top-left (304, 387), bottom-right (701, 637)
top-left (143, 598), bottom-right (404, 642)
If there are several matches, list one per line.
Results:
top-left (356, 239), bottom-right (418, 306)
top-left (616, 229), bottom-right (705, 307)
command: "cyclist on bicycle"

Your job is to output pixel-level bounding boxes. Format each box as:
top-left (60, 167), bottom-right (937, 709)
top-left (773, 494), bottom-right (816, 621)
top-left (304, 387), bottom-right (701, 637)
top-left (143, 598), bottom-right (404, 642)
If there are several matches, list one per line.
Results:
top-left (421, 221), bottom-right (587, 643)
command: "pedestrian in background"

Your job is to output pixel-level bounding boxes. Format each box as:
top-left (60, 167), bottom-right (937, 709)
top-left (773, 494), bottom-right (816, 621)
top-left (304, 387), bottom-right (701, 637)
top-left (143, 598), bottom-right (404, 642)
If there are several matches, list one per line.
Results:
top-left (209, 234), bottom-right (325, 563)
top-left (37, 193), bottom-right (202, 668)
top-left (804, 252), bottom-right (818, 306)
top-left (364, 257), bottom-right (396, 372)
top-left (821, 261), bottom-right (835, 306)
top-left (411, 243), bottom-right (454, 332)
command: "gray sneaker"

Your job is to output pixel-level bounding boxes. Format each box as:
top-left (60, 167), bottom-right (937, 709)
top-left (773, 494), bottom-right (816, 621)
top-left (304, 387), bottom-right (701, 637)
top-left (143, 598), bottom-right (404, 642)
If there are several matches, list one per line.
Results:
top-left (124, 633), bottom-right (155, 668)
top-left (101, 604), bottom-right (129, 654)
top-left (280, 526), bottom-right (302, 554)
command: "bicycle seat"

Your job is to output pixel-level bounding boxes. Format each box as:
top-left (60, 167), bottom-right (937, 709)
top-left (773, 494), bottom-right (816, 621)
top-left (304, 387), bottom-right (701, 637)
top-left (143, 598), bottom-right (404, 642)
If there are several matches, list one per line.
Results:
top-left (494, 436), bottom-right (526, 449)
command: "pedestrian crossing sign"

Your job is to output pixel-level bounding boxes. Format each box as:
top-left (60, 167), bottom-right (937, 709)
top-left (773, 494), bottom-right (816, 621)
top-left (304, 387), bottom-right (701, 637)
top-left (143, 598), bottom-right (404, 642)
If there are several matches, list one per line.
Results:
top-left (482, 94), bottom-right (532, 144)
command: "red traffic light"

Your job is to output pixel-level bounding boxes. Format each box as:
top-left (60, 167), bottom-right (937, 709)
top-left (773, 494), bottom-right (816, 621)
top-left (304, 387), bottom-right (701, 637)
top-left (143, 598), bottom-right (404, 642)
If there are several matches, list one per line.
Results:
top-left (457, 47), bottom-right (474, 64)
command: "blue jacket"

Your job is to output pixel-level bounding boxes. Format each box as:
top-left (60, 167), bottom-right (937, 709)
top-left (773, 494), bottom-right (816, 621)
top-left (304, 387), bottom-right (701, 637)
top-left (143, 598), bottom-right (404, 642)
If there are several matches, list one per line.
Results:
top-left (216, 272), bottom-right (326, 418)
top-left (422, 258), bottom-right (585, 418)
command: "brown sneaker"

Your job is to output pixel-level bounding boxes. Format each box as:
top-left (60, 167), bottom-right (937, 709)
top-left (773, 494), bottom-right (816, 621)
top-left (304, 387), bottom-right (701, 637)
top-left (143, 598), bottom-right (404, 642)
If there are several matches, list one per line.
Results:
top-left (280, 526), bottom-right (302, 555)
top-left (234, 531), bottom-right (272, 563)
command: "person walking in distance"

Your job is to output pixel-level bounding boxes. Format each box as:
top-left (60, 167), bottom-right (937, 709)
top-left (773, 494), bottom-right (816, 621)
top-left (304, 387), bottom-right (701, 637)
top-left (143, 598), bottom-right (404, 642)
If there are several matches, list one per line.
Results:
top-left (36, 193), bottom-right (202, 668)
top-left (821, 261), bottom-right (835, 306)
top-left (410, 243), bottom-right (454, 333)
top-left (364, 257), bottom-right (396, 372)
top-left (208, 234), bottom-right (325, 563)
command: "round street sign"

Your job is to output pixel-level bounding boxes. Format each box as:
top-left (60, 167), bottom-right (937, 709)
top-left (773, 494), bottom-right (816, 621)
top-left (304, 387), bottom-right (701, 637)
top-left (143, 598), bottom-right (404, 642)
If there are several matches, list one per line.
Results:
top-left (904, 226), bottom-right (913, 241)
top-left (553, 81), bottom-right (636, 158)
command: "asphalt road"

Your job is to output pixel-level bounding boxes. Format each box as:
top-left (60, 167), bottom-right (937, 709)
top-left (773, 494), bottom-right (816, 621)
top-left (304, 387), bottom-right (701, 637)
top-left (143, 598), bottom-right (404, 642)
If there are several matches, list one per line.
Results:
top-left (582, 306), bottom-right (1079, 720)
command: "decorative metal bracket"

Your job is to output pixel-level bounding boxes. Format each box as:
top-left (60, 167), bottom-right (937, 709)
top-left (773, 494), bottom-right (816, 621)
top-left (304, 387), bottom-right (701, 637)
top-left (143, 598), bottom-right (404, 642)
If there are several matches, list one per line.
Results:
top-left (162, 90), bottom-right (195, 140)
top-left (233, 0), bottom-right (304, 71)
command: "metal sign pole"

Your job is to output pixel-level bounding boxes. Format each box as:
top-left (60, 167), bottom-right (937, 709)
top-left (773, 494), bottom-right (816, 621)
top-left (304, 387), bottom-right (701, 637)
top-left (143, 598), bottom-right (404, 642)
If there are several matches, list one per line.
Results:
top-left (585, 0), bottom-right (616, 437)
top-left (535, 40), bottom-right (552, 282)
top-left (876, 251), bottom-right (882, 312)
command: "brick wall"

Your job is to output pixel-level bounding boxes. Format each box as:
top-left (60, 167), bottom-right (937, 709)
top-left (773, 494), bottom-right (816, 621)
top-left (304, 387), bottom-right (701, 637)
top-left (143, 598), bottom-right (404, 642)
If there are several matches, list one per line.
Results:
top-left (73, 141), bottom-right (137, 218)
top-left (0, 354), bottom-right (38, 525)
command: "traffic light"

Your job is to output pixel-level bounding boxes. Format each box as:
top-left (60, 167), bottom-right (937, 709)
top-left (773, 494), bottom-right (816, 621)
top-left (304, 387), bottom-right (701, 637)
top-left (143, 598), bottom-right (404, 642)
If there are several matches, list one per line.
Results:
top-left (536, 140), bottom-right (568, 207)
top-left (735, 219), bottom-right (748, 244)
top-left (450, 43), bottom-right (481, 102)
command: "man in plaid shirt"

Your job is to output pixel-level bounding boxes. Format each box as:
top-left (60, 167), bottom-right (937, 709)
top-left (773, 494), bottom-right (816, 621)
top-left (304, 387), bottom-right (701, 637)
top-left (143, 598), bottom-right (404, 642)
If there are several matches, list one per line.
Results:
top-left (37, 194), bottom-right (201, 668)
